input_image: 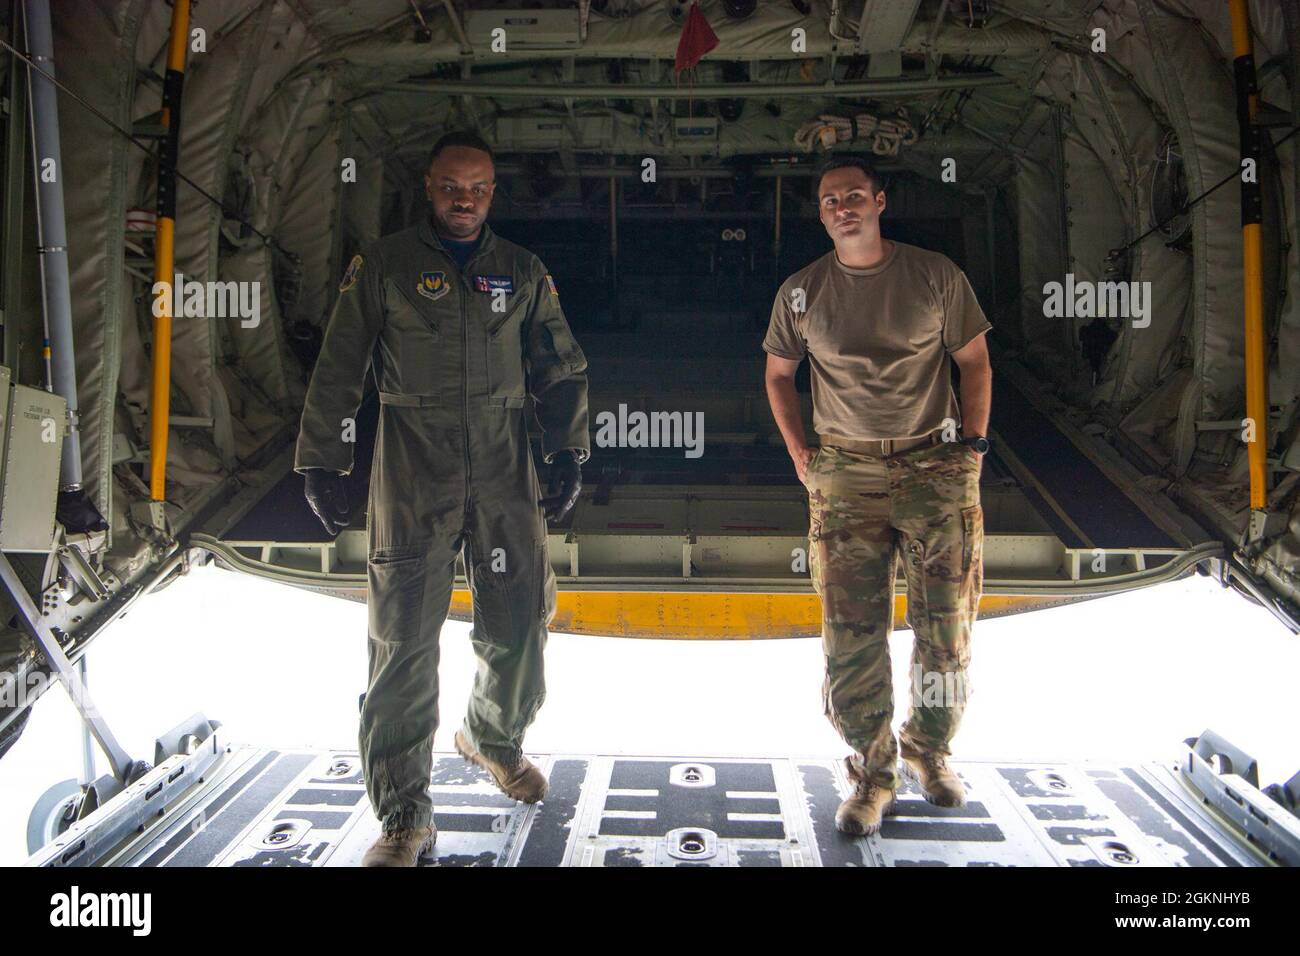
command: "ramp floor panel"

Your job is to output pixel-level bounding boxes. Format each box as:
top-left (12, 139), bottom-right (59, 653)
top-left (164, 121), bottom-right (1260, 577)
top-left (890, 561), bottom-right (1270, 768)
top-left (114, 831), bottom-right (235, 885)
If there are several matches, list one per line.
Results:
top-left (70, 747), bottom-right (1259, 868)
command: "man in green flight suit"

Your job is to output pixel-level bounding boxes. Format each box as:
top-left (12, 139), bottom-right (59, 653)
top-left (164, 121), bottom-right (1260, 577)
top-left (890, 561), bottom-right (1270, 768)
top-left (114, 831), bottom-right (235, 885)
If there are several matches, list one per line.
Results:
top-left (295, 130), bottom-right (590, 866)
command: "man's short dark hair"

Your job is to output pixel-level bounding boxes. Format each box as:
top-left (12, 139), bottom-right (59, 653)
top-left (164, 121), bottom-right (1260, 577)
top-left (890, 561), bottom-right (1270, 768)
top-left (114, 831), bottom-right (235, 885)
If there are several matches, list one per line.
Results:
top-left (428, 130), bottom-right (495, 168)
top-left (816, 155), bottom-right (883, 195)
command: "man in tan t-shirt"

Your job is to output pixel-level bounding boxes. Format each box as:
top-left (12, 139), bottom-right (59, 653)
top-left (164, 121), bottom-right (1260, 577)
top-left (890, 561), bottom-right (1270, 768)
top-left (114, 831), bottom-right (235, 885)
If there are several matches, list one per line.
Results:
top-left (764, 156), bottom-right (993, 836)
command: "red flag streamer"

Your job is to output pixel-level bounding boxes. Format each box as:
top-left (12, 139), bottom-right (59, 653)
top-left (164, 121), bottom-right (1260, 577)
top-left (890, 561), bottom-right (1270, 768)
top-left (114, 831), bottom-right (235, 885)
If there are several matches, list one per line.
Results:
top-left (674, 2), bottom-right (719, 116)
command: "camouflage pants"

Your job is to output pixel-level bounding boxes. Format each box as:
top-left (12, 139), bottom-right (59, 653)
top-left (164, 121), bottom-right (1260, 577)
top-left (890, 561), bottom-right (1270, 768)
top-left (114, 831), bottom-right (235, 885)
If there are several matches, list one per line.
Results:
top-left (806, 438), bottom-right (984, 788)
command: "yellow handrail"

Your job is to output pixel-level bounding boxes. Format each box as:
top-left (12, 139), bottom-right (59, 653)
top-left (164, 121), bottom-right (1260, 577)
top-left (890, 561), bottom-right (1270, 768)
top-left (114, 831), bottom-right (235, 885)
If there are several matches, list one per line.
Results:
top-left (1229, 0), bottom-right (1268, 512)
top-left (148, 0), bottom-right (190, 502)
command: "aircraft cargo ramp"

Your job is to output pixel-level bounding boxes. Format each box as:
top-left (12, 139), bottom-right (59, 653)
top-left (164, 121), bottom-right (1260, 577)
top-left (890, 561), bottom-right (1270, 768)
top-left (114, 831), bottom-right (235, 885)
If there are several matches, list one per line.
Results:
top-left (25, 728), bottom-right (1298, 869)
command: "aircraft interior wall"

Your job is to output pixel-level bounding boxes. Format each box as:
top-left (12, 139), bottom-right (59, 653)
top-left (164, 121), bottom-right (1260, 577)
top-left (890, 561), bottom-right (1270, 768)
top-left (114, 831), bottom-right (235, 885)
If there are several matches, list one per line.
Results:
top-left (3, 0), bottom-right (1300, 766)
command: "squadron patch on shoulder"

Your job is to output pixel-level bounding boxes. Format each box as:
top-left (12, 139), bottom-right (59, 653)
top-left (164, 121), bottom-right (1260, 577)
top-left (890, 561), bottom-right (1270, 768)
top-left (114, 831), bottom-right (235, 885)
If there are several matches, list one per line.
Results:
top-left (339, 254), bottom-right (363, 293)
top-left (544, 273), bottom-right (558, 296)
top-left (418, 270), bottom-right (451, 302)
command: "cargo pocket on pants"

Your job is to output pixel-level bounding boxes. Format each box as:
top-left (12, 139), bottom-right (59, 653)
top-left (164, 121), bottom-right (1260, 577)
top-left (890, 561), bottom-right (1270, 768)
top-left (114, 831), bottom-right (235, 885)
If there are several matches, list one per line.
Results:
top-left (470, 540), bottom-right (551, 646)
top-left (367, 547), bottom-right (429, 644)
top-left (807, 520), bottom-right (825, 599)
top-left (469, 561), bottom-right (517, 647)
top-left (537, 543), bottom-right (557, 627)
top-left (960, 505), bottom-right (981, 572)
top-left (911, 507), bottom-right (979, 670)
top-left (960, 503), bottom-right (984, 620)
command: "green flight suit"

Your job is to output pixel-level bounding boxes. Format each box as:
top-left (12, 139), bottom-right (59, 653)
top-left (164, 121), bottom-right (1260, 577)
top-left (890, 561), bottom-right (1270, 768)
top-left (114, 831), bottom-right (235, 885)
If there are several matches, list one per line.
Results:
top-left (295, 217), bottom-right (589, 832)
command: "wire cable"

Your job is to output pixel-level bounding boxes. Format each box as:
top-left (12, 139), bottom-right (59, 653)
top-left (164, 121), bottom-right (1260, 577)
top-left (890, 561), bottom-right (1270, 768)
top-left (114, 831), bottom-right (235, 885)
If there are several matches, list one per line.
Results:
top-left (1114, 123), bottom-right (1300, 256)
top-left (0, 35), bottom-right (282, 250)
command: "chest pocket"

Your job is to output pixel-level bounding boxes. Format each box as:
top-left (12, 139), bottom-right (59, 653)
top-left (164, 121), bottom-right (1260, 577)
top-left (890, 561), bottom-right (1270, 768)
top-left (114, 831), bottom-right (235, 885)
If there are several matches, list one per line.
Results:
top-left (387, 274), bottom-right (453, 335)
top-left (481, 288), bottom-right (528, 406)
top-left (381, 275), bottom-right (456, 397)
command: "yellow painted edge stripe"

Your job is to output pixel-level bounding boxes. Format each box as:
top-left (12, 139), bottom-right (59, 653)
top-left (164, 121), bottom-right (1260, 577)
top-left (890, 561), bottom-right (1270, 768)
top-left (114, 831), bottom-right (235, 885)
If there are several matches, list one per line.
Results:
top-left (446, 591), bottom-right (1081, 640)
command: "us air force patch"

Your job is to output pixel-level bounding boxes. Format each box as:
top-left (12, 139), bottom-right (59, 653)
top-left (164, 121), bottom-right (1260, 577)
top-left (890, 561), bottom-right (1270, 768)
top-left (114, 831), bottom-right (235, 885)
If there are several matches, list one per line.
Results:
top-left (339, 254), bottom-right (363, 293)
top-left (418, 270), bottom-right (450, 301)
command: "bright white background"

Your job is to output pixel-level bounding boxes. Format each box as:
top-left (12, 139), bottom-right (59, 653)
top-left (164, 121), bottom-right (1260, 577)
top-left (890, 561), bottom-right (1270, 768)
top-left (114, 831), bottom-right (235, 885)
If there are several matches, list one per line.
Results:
top-left (1, 564), bottom-right (1295, 865)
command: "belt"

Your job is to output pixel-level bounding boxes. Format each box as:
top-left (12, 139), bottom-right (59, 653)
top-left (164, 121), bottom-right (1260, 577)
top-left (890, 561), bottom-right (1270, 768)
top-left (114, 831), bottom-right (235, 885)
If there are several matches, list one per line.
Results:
top-left (378, 391), bottom-right (525, 409)
top-left (378, 390), bottom-right (440, 407)
top-left (829, 430), bottom-right (943, 457)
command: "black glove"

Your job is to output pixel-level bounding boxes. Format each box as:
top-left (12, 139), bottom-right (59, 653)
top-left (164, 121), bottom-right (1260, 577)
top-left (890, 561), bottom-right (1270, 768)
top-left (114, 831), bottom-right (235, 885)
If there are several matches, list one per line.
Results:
top-left (304, 469), bottom-right (351, 536)
top-left (539, 450), bottom-right (583, 524)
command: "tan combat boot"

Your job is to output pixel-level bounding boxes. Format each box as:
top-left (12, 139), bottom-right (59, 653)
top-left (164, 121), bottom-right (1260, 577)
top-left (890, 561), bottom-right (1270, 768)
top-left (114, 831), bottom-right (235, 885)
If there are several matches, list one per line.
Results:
top-left (899, 743), bottom-right (967, 808)
top-left (361, 824), bottom-right (436, 867)
top-left (454, 730), bottom-right (548, 803)
top-left (835, 754), bottom-right (897, 836)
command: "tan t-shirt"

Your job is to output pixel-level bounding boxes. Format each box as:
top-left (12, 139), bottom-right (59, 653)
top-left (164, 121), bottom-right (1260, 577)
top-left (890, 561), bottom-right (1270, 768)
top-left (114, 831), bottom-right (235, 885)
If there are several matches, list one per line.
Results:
top-left (763, 240), bottom-right (991, 442)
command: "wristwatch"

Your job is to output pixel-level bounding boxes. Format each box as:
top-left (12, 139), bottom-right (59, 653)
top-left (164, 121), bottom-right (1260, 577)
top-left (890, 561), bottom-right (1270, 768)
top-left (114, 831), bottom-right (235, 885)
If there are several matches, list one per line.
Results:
top-left (960, 434), bottom-right (991, 455)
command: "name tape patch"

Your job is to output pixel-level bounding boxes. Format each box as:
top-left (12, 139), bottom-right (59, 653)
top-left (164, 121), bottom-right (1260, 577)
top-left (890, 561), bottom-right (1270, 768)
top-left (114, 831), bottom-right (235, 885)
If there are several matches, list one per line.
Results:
top-left (473, 274), bottom-right (514, 295)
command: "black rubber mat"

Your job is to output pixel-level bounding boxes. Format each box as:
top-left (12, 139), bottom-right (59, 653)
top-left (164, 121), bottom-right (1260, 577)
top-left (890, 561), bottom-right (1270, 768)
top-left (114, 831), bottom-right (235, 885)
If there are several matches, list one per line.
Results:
top-left (72, 748), bottom-right (1262, 868)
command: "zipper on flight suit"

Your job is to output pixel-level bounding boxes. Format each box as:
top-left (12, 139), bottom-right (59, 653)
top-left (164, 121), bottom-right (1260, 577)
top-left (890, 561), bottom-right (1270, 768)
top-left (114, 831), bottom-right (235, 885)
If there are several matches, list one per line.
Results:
top-left (456, 240), bottom-right (491, 519)
top-left (455, 259), bottom-right (472, 517)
